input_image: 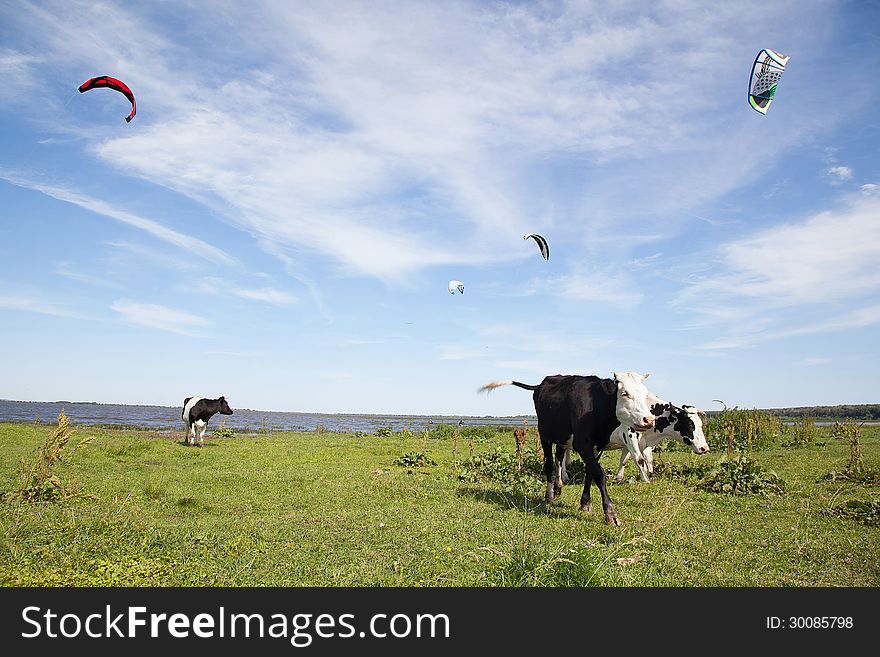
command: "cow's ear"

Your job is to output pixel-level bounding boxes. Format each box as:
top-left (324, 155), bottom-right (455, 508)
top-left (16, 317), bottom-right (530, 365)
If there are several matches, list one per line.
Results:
top-left (612, 372), bottom-right (619, 381)
top-left (220, 396), bottom-right (225, 400)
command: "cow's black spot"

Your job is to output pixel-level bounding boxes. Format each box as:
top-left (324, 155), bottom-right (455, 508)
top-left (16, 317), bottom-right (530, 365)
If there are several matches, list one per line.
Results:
top-left (673, 413), bottom-right (695, 445)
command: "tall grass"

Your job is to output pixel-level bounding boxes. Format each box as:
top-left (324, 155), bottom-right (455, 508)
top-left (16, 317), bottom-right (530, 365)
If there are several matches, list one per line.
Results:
top-left (3, 410), bottom-right (92, 503)
top-left (704, 408), bottom-right (782, 453)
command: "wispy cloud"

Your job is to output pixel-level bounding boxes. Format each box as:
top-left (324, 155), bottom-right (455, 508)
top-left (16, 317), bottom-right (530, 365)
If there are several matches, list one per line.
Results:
top-left (0, 288), bottom-right (91, 319)
top-left (678, 195), bottom-right (880, 348)
top-left (189, 277), bottom-right (297, 305)
top-left (530, 270), bottom-right (644, 308)
top-left (1, 0), bottom-right (838, 285)
top-left (55, 262), bottom-right (122, 289)
top-left (0, 174), bottom-right (236, 266)
top-left (110, 299), bottom-right (212, 336)
top-left (826, 165), bottom-right (853, 182)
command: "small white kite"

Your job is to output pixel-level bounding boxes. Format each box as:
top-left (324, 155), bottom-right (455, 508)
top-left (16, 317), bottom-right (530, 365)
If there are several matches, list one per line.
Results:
top-left (448, 280), bottom-right (465, 295)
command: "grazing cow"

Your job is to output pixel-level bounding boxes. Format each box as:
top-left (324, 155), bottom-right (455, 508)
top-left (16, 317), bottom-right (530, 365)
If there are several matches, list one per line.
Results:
top-left (613, 402), bottom-right (710, 481)
top-left (479, 372), bottom-right (656, 525)
top-left (181, 396), bottom-right (233, 447)
top-left (555, 400), bottom-right (711, 484)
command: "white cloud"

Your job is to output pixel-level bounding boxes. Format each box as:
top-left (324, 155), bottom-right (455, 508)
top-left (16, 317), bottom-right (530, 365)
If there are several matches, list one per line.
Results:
top-left (0, 290), bottom-right (88, 319)
top-left (110, 299), bottom-right (212, 336)
top-left (230, 287), bottom-right (297, 305)
top-left (861, 183), bottom-right (879, 195)
top-left (54, 262), bottom-right (122, 289)
top-left (528, 270), bottom-right (644, 308)
top-left (0, 174), bottom-right (236, 266)
top-left (826, 166), bottom-right (853, 181)
top-left (678, 196), bottom-right (880, 348)
top-left (190, 277), bottom-right (297, 305)
top-left (1, 0), bottom-right (834, 284)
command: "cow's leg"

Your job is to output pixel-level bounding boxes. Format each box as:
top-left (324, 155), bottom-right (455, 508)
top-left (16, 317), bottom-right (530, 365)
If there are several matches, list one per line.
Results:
top-left (553, 445), bottom-right (567, 496)
top-left (578, 445), bottom-right (619, 525)
top-left (644, 446), bottom-right (655, 475)
top-left (186, 422), bottom-right (196, 446)
top-left (616, 450), bottom-right (629, 482)
top-left (541, 437), bottom-right (556, 503)
top-left (623, 428), bottom-right (650, 482)
top-left (197, 420), bottom-right (207, 447)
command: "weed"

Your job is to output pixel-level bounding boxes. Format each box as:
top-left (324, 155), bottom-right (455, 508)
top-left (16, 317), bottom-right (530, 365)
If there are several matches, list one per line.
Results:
top-left (655, 452), bottom-right (784, 496)
top-left (393, 450), bottom-right (437, 468)
top-left (375, 427), bottom-right (393, 438)
top-left (819, 420), bottom-right (878, 485)
top-left (784, 415), bottom-right (818, 447)
top-left (3, 410), bottom-right (93, 503)
top-left (215, 420), bottom-right (236, 439)
top-left (704, 408), bottom-right (782, 453)
top-left (823, 498), bottom-right (880, 527)
top-left (456, 446), bottom-right (544, 495)
top-left (699, 453), bottom-right (785, 496)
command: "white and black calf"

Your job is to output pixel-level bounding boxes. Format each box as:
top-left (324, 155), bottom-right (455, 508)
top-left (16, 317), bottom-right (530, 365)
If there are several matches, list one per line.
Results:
top-left (553, 400), bottom-right (711, 485)
top-left (613, 402), bottom-right (710, 481)
top-left (479, 372), bottom-right (656, 526)
top-left (181, 396), bottom-right (233, 447)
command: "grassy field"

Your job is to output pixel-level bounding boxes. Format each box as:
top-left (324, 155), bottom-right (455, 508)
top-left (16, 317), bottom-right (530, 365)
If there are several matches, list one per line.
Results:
top-left (1, 419), bottom-right (877, 587)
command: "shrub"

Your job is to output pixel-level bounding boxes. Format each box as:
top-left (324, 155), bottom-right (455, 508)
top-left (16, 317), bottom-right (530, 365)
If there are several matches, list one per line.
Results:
top-left (4, 409), bottom-right (93, 503)
top-left (393, 450), bottom-right (437, 468)
top-left (698, 454), bottom-right (785, 496)
top-left (374, 427), bottom-right (393, 438)
top-left (655, 453), bottom-right (784, 496)
top-left (822, 498), bottom-right (880, 527)
top-left (456, 446), bottom-right (544, 494)
top-left (703, 408), bottom-right (782, 453)
top-left (783, 414), bottom-right (818, 447)
top-left (214, 420), bottom-right (236, 439)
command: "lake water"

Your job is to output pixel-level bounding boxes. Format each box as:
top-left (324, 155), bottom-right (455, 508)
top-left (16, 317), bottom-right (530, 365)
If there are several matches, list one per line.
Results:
top-left (0, 399), bottom-right (535, 434)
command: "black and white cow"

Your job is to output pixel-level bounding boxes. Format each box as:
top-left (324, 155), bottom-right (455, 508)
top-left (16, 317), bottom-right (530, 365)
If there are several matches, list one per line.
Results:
top-left (553, 399), bottom-right (711, 484)
top-left (181, 396), bottom-right (233, 447)
top-left (479, 372), bottom-right (656, 526)
top-left (613, 401), bottom-right (710, 481)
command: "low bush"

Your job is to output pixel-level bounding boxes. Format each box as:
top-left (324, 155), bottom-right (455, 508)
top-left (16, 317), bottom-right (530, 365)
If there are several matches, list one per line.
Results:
top-left (393, 450), bottom-right (437, 468)
top-left (703, 408), bottom-right (782, 453)
top-left (655, 453), bottom-right (784, 496)
top-left (3, 410), bottom-right (92, 503)
top-left (823, 498), bottom-right (880, 527)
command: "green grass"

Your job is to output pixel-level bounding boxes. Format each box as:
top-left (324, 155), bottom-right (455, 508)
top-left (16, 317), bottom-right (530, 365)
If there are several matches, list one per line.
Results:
top-left (1, 422), bottom-right (877, 587)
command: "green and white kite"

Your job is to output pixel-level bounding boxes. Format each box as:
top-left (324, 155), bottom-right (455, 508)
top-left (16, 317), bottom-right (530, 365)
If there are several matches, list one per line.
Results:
top-left (748, 48), bottom-right (790, 115)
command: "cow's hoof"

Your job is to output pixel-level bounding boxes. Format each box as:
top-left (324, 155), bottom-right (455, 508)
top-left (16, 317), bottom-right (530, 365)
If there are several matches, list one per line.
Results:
top-left (605, 510), bottom-right (621, 526)
top-left (579, 502), bottom-right (592, 513)
top-left (553, 483), bottom-right (563, 497)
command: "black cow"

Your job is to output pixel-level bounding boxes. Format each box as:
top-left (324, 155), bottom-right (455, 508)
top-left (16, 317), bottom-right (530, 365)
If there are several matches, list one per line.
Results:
top-left (479, 372), bottom-right (655, 525)
top-left (181, 396), bottom-right (233, 447)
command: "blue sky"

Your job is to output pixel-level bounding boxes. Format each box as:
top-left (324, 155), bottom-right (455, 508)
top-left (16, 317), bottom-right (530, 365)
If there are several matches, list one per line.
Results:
top-left (1, 0), bottom-right (878, 416)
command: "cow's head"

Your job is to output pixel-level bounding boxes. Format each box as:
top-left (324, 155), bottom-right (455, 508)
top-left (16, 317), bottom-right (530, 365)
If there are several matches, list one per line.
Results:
top-left (612, 371), bottom-right (655, 432)
top-left (218, 396), bottom-right (234, 415)
top-left (651, 402), bottom-right (709, 454)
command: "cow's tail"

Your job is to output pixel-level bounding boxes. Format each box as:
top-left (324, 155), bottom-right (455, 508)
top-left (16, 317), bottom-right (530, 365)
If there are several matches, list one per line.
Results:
top-left (478, 380), bottom-right (539, 393)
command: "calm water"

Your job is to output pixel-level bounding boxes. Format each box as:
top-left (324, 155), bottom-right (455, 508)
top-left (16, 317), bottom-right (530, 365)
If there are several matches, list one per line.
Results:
top-left (0, 399), bottom-right (535, 433)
